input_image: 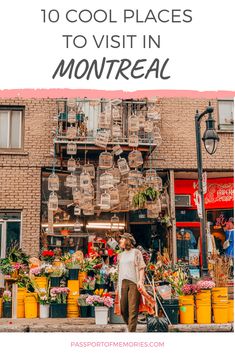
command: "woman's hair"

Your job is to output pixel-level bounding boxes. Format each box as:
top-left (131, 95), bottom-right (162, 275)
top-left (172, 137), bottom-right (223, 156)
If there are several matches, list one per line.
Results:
top-left (124, 238), bottom-right (134, 250)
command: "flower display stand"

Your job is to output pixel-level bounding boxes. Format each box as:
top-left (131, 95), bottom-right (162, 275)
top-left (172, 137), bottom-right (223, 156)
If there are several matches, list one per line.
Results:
top-left (39, 304), bottom-right (50, 319)
top-left (95, 306), bottom-right (109, 325)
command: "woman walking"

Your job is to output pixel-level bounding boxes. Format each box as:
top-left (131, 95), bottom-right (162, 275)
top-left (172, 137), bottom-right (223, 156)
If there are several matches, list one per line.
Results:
top-left (117, 233), bottom-right (146, 332)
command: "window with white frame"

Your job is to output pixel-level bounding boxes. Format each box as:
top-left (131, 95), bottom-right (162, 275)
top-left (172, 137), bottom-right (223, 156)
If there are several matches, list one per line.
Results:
top-left (0, 108), bottom-right (23, 149)
top-left (218, 100), bottom-right (234, 131)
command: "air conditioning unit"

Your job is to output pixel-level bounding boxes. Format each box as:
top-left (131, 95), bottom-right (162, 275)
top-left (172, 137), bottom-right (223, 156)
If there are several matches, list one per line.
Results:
top-left (175, 195), bottom-right (191, 207)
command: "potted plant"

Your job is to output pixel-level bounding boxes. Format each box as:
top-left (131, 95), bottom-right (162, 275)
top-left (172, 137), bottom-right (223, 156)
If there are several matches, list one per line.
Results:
top-left (86, 290), bottom-right (114, 325)
top-left (132, 186), bottom-right (159, 209)
top-left (37, 288), bottom-right (51, 319)
top-left (108, 266), bottom-right (118, 291)
top-left (50, 287), bottom-right (70, 318)
top-left (77, 294), bottom-right (90, 317)
top-left (40, 250), bottom-right (55, 264)
top-left (2, 290), bottom-right (12, 318)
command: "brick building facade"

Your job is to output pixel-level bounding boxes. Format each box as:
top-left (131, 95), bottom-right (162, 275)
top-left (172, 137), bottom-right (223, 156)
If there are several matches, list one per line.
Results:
top-left (0, 97), bottom-right (233, 256)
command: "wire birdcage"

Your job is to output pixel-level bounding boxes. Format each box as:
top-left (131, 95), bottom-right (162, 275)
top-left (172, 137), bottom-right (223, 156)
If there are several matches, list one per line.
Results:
top-left (98, 111), bottom-right (111, 129)
top-left (66, 174), bottom-right (77, 188)
top-left (67, 101), bottom-right (77, 124)
top-left (128, 134), bottom-right (139, 147)
top-left (95, 130), bottom-right (110, 149)
top-left (109, 187), bottom-right (120, 207)
top-left (48, 192), bottom-right (58, 211)
top-left (82, 163), bottom-right (95, 179)
top-left (48, 172), bottom-right (59, 191)
top-left (100, 191), bottom-right (111, 210)
top-left (138, 113), bottom-right (146, 128)
top-left (111, 167), bottom-right (121, 184)
top-left (128, 114), bottom-right (139, 132)
top-left (128, 150), bottom-right (143, 168)
top-left (112, 144), bottom-right (123, 156)
top-left (74, 205), bottom-right (81, 216)
top-left (100, 172), bottom-right (114, 189)
top-left (66, 126), bottom-right (77, 139)
top-left (80, 171), bottom-right (92, 190)
top-left (112, 124), bottom-right (122, 139)
top-left (144, 120), bottom-right (154, 133)
top-left (99, 151), bottom-right (113, 169)
top-left (67, 157), bottom-right (76, 172)
top-left (67, 142), bottom-right (77, 155)
top-left (73, 189), bottom-right (81, 204)
top-left (117, 157), bottom-right (130, 175)
top-left (110, 214), bottom-right (120, 230)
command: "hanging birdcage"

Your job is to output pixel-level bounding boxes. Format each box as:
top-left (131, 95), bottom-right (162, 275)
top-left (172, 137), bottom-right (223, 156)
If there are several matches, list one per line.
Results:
top-left (112, 144), bottom-right (123, 156)
top-left (73, 189), bottom-right (81, 204)
top-left (128, 134), bottom-right (139, 147)
top-left (110, 214), bottom-right (120, 230)
top-left (74, 205), bottom-right (81, 216)
top-left (48, 172), bottom-right (59, 191)
top-left (99, 151), bottom-right (113, 169)
top-left (109, 187), bottom-right (120, 207)
top-left (128, 189), bottom-right (137, 208)
top-left (112, 106), bottom-right (121, 119)
top-left (48, 192), bottom-right (58, 211)
top-left (95, 130), bottom-right (110, 149)
top-left (80, 171), bottom-right (92, 190)
top-left (117, 181), bottom-right (129, 196)
top-left (83, 205), bottom-right (95, 215)
top-left (66, 174), bottom-right (77, 188)
top-left (138, 113), bottom-right (146, 128)
top-left (128, 150), bottom-right (143, 168)
top-left (67, 102), bottom-right (77, 124)
top-left (100, 172), bottom-right (114, 189)
top-left (82, 163), bottom-right (95, 179)
top-left (98, 111), bottom-right (111, 129)
top-left (128, 170), bottom-right (140, 186)
top-left (144, 120), bottom-right (154, 133)
top-left (67, 157), bottom-right (76, 172)
top-left (155, 175), bottom-right (163, 191)
top-left (117, 157), bottom-right (130, 175)
top-left (145, 169), bottom-right (157, 183)
top-left (82, 189), bottom-right (94, 203)
top-left (112, 124), bottom-right (122, 139)
top-left (100, 192), bottom-right (111, 210)
top-left (67, 142), bottom-right (77, 155)
top-left (153, 135), bottom-right (162, 147)
top-left (128, 114), bottom-right (139, 132)
top-left (111, 167), bottom-right (121, 184)
top-left (66, 126), bottom-right (77, 139)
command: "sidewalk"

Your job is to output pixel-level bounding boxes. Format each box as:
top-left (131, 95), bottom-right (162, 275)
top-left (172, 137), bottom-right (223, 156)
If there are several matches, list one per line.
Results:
top-left (0, 318), bottom-right (233, 332)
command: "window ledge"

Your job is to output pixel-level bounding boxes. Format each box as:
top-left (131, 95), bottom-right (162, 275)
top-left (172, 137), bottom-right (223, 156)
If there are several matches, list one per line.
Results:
top-left (0, 150), bottom-right (29, 156)
top-left (217, 129), bottom-right (233, 134)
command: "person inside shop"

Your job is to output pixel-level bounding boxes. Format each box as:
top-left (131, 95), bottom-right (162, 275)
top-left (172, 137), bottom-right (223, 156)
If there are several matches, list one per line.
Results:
top-left (117, 233), bottom-right (146, 332)
top-left (223, 218), bottom-right (234, 276)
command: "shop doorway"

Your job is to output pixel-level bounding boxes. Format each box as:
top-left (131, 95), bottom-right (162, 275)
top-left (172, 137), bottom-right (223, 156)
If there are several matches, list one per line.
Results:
top-left (0, 212), bottom-right (21, 287)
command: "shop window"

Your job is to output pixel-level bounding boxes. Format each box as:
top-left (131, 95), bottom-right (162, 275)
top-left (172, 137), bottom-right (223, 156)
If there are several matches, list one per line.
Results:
top-left (0, 212), bottom-right (21, 258)
top-left (0, 107), bottom-right (24, 149)
top-left (176, 209), bottom-right (200, 222)
top-left (218, 100), bottom-right (234, 131)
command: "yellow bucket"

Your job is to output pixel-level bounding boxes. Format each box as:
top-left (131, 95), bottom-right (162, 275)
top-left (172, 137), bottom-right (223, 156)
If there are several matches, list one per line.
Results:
top-left (17, 288), bottom-right (26, 318)
top-left (179, 295), bottom-right (194, 305)
top-left (180, 303), bottom-right (195, 324)
top-left (79, 272), bottom-right (87, 289)
top-left (34, 277), bottom-right (47, 289)
top-left (25, 293), bottom-right (38, 318)
top-left (196, 290), bottom-right (211, 300)
top-left (196, 304), bottom-right (211, 324)
top-left (213, 303), bottom-right (228, 324)
top-left (0, 298), bottom-right (2, 318)
top-left (228, 300), bottom-right (234, 323)
top-left (212, 287), bottom-right (228, 297)
top-left (67, 280), bottom-right (80, 292)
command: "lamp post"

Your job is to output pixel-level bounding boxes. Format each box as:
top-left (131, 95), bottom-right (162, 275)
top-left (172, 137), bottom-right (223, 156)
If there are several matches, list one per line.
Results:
top-left (195, 103), bottom-right (219, 277)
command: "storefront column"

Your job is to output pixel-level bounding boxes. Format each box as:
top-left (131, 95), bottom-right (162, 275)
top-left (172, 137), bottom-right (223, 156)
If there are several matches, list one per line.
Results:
top-left (169, 170), bottom-right (177, 263)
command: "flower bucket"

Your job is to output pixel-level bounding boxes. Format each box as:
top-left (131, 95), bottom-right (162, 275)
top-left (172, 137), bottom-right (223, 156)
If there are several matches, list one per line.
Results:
top-left (39, 304), bottom-right (50, 319)
top-left (228, 300), bottom-right (234, 323)
top-left (95, 306), bottom-right (109, 325)
top-left (89, 306), bottom-right (95, 318)
top-left (212, 287), bottom-right (228, 298)
top-left (67, 280), bottom-right (80, 292)
top-left (196, 304), bottom-right (211, 324)
top-left (35, 276), bottom-right (47, 289)
top-left (67, 294), bottom-right (79, 318)
top-left (50, 303), bottom-right (67, 318)
top-left (25, 293), bottom-right (38, 318)
top-left (179, 295), bottom-right (194, 324)
top-left (3, 302), bottom-right (12, 318)
top-left (160, 299), bottom-right (179, 325)
top-left (80, 306), bottom-right (89, 318)
top-left (69, 268), bottom-right (79, 280)
top-left (179, 295), bottom-right (194, 305)
top-left (213, 303), bottom-right (228, 324)
top-left (109, 306), bottom-right (124, 324)
top-left (50, 277), bottom-right (61, 287)
top-left (79, 272), bottom-right (87, 288)
top-left (17, 288), bottom-right (26, 318)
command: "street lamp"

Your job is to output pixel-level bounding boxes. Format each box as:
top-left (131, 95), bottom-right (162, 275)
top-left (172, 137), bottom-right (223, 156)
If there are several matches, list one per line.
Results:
top-left (195, 103), bottom-right (220, 277)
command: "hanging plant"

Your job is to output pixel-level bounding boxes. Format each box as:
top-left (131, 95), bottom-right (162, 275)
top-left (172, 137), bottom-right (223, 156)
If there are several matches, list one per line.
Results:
top-left (132, 187), bottom-right (159, 209)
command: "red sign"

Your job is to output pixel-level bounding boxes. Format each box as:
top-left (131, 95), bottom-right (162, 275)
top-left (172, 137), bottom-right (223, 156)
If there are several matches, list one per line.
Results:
top-left (175, 177), bottom-right (234, 210)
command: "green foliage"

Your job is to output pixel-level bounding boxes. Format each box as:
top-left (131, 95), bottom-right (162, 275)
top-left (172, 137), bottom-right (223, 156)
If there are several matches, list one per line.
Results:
top-left (133, 187), bottom-right (159, 208)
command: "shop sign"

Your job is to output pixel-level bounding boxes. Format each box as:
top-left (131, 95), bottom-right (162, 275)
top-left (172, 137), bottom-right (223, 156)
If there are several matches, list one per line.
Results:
top-left (205, 182), bottom-right (234, 205)
top-left (202, 172), bottom-right (207, 194)
top-left (194, 191), bottom-right (202, 218)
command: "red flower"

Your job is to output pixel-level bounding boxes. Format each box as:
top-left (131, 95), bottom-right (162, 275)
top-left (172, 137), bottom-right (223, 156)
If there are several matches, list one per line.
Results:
top-left (42, 250), bottom-right (54, 257)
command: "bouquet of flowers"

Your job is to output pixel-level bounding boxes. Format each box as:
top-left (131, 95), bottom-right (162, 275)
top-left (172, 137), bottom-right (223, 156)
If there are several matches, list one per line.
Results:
top-left (78, 294), bottom-right (89, 306)
top-left (82, 277), bottom-right (96, 290)
top-left (182, 284), bottom-right (199, 295)
top-left (29, 266), bottom-right (43, 277)
top-left (2, 290), bottom-right (12, 302)
top-left (86, 291), bottom-right (114, 308)
top-left (50, 287), bottom-right (70, 304)
top-left (41, 250), bottom-right (55, 263)
top-left (108, 266), bottom-right (118, 283)
top-left (37, 288), bottom-right (51, 305)
top-left (196, 280), bottom-right (215, 290)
